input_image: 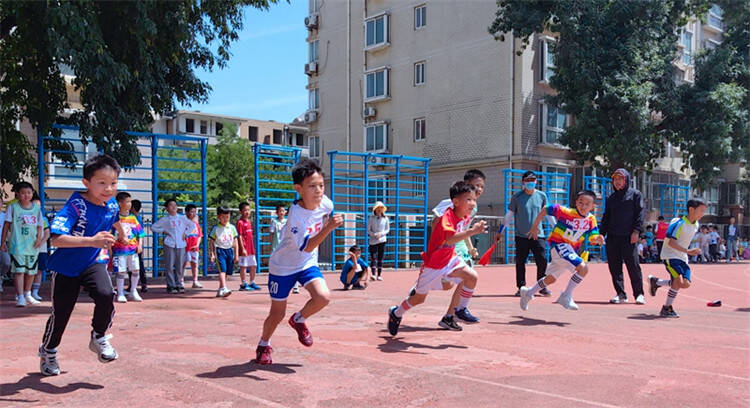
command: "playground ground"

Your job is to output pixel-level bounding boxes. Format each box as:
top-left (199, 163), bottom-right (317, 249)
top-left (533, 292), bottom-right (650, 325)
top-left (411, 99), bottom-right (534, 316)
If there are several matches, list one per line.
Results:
top-left (1, 261), bottom-right (748, 407)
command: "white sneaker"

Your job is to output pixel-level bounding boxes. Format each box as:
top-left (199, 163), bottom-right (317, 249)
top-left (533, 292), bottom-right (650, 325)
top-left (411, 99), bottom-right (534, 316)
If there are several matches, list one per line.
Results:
top-left (376, 276), bottom-right (383, 281)
top-left (609, 295), bottom-right (628, 304)
top-left (89, 333), bottom-right (118, 363)
top-left (216, 287), bottom-right (232, 298)
top-left (635, 294), bottom-right (645, 305)
top-left (192, 281), bottom-right (203, 289)
top-left (32, 292), bottom-right (43, 301)
top-left (128, 290), bottom-right (143, 302)
top-left (519, 286), bottom-right (533, 311)
top-left (116, 294), bottom-right (128, 303)
top-left (25, 294), bottom-right (41, 305)
top-left (38, 346), bottom-right (60, 376)
top-left (16, 295), bottom-right (26, 307)
top-left (555, 293), bottom-right (579, 310)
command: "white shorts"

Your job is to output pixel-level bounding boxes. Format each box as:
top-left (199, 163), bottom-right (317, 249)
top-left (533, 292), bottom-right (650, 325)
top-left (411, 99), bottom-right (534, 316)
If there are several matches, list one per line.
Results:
top-left (414, 256), bottom-right (467, 295)
top-left (113, 254), bottom-right (140, 274)
top-left (238, 255), bottom-right (257, 267)
top-left (186, 250), bottom-right (199, 264)
top-left (546, 243), bottom-right (583, 278)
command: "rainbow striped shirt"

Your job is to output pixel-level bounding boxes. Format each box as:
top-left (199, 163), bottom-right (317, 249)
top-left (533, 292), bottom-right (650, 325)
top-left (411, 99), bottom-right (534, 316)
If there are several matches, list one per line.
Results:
top-left (546, 204), bottom-right (600, 251)
top-left (112, 214), bottom-right (146, 256)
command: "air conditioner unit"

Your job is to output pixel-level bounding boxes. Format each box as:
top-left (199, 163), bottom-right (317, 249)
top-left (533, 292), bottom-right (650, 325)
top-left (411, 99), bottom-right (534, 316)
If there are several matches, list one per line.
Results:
top-left (305, 61), bottom-right (318, 76)
top-left (304, 13), bottom-right (319, 30)
top-left (304, 111), bottom-right (318, 123)
top-left (363, 106), bottom-right (376, 118)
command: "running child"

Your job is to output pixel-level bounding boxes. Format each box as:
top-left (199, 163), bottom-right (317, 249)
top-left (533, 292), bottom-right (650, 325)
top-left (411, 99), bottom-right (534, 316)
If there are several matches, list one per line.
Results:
top-left (209, 206), bottom-right (238, 298)
top-left (648, 198), bottom-right (707, 317)
top-left (184, 204), bottom-right (203, 288)
top-left (270, 205), bottom-right (296, 293)
top-left (256, 159), bottom-right (343, 365)
top-left (111, 192), bottom-right (145, 303)
top-left (520, 190), bottom-right (604, 311)
top-left (38, 154), bottom-right (123, 376)
top-left (237, 202), bottom-right (260, 291)
top-left (150, 198), bottom-right (194, 294)
top-left (388, 181), bottom-right (487, 335)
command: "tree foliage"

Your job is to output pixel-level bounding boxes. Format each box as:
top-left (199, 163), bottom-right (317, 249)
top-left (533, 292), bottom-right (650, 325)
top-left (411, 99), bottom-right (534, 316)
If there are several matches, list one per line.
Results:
top-left (489, 0), bottom-right (749, 190)
top-left (0, 0), bottom-right (280, 187)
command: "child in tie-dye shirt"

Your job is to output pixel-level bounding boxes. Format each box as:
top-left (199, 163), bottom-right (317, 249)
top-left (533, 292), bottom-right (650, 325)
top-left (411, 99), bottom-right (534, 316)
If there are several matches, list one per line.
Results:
top-left (112, 192), bottom-right (145, 302)
top-left (520, 190), bottom-right (604, 311)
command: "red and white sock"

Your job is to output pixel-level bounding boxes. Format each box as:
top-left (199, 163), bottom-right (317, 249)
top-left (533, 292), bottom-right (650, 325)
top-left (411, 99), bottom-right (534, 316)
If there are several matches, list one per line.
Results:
top-left (457, 285), bottom-right (474, 310)
top-left (394, 299), bottom-right (412, 317)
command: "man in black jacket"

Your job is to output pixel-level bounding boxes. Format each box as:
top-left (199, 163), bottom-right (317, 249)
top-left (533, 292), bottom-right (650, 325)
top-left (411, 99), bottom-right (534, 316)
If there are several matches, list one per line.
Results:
top-left (600, 169), bottom-right (646, 304)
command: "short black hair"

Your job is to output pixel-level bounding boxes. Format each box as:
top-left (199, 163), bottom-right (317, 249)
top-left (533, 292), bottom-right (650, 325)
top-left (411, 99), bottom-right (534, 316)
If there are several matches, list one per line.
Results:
top-left (687, 198), bottom-right (707, 210)
top-left (449, 180), bottom-right (476, 199)
top-left (521, 170), bottom-right (536, 180)
top-left (239, 202), bottom-right (251, 211)
top-left (646, 225), bottom-right (653, 230)
top-left (217, 206), bottom-right (231, 215)
top-left (164, 198), bottom-right (177, 207)
top-left (185, 204), bottom-right (197, 213)
top-left (131, 199), bottom-right (142, 212)
top-left (464, 169), bottom-right (486, 182)
top-left (116, 192), bottom-right (131, 202)
top-left (13, 181), bottom-right (34, 193)
top-left (658, 216), bottom-right (664, 221)
top-left (276, 205), bottom-right (286, 211)
top-left (576, 190), bottom-right (597, 200)
top-left (83, 154), bottom-right (121, 180)
top-left (32, 191), bottom-right (41, 202)
top-left (349, 244), bottom-right (361, 253)
top-left (292, 158), bottom-right (323, 185)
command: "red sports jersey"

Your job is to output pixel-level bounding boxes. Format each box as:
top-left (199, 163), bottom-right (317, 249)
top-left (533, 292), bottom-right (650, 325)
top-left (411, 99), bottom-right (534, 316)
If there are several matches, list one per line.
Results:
top-left (422, 207), bottom-right (467, 269)
top-left (236, 218), bottom-right (256, 255)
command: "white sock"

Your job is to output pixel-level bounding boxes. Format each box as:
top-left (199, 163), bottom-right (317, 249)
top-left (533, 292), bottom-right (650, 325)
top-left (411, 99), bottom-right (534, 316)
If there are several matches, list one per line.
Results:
top-left (394, 299), bottom-right (412, 317)
top-left (116, 278), bottom-right (125, 296)
top-left (563, 273), bottom-right (584, 296)
top-left (657, 279), bottom-right (671, 287)
top-left (293, 312), bottom-right (306, 323)
top-left (665, 288), bottom-right (679, 306)
top-left (258, 339), bottom-right (270, 347)
top-left (457, 285), bottom-right (474, 310)
top-left (130, 273), bottom-right (140, 292)
top-left (24, 291), bottom-right (32, 297)
top-left (529, 278), bottom-right (547, 294)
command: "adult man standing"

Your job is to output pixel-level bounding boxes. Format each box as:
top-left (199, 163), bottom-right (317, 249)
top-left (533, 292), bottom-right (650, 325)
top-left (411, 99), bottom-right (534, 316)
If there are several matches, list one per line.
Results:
top-left (503, 171), bottom-right (550, 297)
top-left (726, 217), bottom-right (738, 262)
top-left (600, 169), bottom-right (646, 304)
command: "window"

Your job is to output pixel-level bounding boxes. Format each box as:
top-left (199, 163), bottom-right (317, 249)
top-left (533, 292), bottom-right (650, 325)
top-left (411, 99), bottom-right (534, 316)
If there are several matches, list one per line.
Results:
top-left (263, 135), bottom-right (271, 144)
top-left (309, 136), bottom-right (320, 157)
top-left (704, 185), bottom-right (719, 215)
top-left (309, 88), bottom-right (319, 110)
top-left (412, 175), bottom-right (425, 199)
top-left (310, 0), bottom-right (318, 13)
top-left (368, 178), bottom-right (389, 203)
top-left (309, 40), bottom-right (319, 63)
top-left (365, 123), bottom-right (388, 152)
top-left (272, 129), bottom-right (282, 144)
top-left (413, 118), bottom-right (425, 141)
top-left (365, 68), bottom-right (389, 100)
top-left (540, 103), bottom-right (568, 144)
top-left (365, 14), bottom-right (389, 49)
top-left (681, 30), bottom-right (693, 65)
top-left (200, 120), bottom-right (208, 134)
top-left (708, 4), bottom-right (724, 31)
top-left (248, 126), bottom-right (258, 142)
top-left (215, 122), bottom-right (223, 136)
top-left (414, 61), bottom-right (425, 85)
top-left (185, 118), bottom-right (194, 133)
top-left (542, 166), bottom-right (569, 195)
top-left (540, 38), bottom-right (556, 83)
top-left (295, 133), bottom-right (304, 146)
top-left (414, 5), bottom-right (426, 29)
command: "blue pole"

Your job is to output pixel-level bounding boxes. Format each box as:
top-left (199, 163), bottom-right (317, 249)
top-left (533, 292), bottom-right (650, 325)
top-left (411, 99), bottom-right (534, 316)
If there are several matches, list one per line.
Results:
top-left (254, 144), bottom-right (260, 270)
top-left (659, 184), bottom-right (665, 218)
top-left (151, 136), bottom-right (159, 278)
top-left (362, 154), bottom-right (370, 272)
top-left (328, 151), bottom-right (335, 271)
top-left (37, 130), bottom-right (48, 282)
top-left (201, 140), bottom-right (208, 277)
top-left (394, 156), bottom-right (401, 270)
top-left (422, 159), bottom-right (429, 255)
top-left (503, 169), bottom-right (509, 264)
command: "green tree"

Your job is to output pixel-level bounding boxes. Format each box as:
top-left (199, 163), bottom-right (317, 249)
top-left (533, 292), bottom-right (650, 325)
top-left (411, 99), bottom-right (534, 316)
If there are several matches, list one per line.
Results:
top-left (489, 0), bottom-right (749, 189)
top-left (207, 122), bottom-right (254, 208)
top-left (0, 0), bottom-right (281, 187)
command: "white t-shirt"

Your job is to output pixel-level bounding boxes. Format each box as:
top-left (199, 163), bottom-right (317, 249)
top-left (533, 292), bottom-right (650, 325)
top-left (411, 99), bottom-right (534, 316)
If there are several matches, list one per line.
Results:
top-left (660, 216), bottom-right (700, 263)
top-left (269, 195), bottom-right (333, 276)
top-left (709, 231), bottom-right (719, 245)
top-left (150, 214), bottom-right (194, 248)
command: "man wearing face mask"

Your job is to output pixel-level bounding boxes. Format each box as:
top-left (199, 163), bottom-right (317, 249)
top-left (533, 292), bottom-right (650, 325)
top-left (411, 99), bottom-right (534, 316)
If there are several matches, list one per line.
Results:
top-left (502, 171), bottom-right (550, 297)
top-left (600, 168), bottom-right (646, 304)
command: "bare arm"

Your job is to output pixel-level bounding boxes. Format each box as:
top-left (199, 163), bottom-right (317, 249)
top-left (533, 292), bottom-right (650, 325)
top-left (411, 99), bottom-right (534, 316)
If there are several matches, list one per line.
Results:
top-left (209, 239), bottom-right (216, 262)
top-left (445, 220), bottom-right (487, 245)
top-left (527, 210), bottom-right (547, 240)
top-left (233, 237), bottom-right (239, 264)
top-left (668, 238), bottom-right (700, 255)
top-left (0, 222), bottom-right (9, 251)
top-left (304, 214), bottom-right (343, 253)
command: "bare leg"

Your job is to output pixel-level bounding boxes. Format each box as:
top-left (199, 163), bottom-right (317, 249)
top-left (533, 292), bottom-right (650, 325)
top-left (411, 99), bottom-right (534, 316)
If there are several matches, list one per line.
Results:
top-left (260, 300), bottom-right (287, 342)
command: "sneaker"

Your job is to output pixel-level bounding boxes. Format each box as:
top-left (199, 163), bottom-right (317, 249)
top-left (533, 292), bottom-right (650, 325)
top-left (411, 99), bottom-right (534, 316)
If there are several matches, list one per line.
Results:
top-left (519, 286), bottom-right (533, 311)
top-left (177, 286), bottom-right (185, 294)
top-left (514, 289), bottom-right (521, 297)
top-left (659, 305), bottom-right (679, 318)
top-left (292, 286), bottom-right (300, 294)
top-left (342, 284), bottom-right (351, 291)
top-left (455, 307), bottom-right (480, 323)
top-left (648, 275), bottom-right (659, 297)
top-left (38, 346), bottom-right (60, 376)
top-left (116, 294), bottom-right (128, 303)
top-left (239, 282), bottom-right (253, 291)
top-left (376, 276), bottom-right (383, 281)
top-left (370, 276), bottom-right (376, 281)
top-left (249, 282), bottom-right (261, 290)
top-left (387, 306), bottom-right (402, 336)
top-left (141, 286), bottom-right (148, 293)
top-left (192, 281), bottom-right (203, 289)
top-left (352, 282), bottom-right (366, 290)
top-left (555, 293), bottom-right (579, 310)
top-left (538, 288), bottom-right (552, 297)
top-left (288, 315), bottom-right (313, 347)
top-left (609, 295), bottom-right (628, 304)
top-left (89, 333), bottom-right (118, 363)
top-left (25, 294), bottom-right (41, 305)
top-left (635, 294), bottom-right (646, 305)
top-left (438, 315), bottom-right (463, 331)
top-left (216, 287), bottom-right (232, 297)
top-left (409, 286), bottom-right (417, 297)
top-left (256, 345), bottom-right (273, 365)
top-left (167, 286), bottom-right (177, 294)
top-left (16, 295), bottom-right (26, 307)
top-left (128, 290), bottom-right (143, 302)
top-left (32, 292), bottom-right (43, 301)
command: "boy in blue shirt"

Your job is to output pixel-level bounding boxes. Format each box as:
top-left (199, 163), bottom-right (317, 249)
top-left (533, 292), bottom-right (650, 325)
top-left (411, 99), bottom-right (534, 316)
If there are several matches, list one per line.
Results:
top-left (38, 155), bottom-right (124, 376)
top-left (339, 245), bottom-right (370, 290)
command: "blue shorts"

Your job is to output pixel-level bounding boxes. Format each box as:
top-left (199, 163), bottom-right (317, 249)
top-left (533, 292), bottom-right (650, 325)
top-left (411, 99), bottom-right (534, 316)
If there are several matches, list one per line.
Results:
top-left (268, 266), bottom-right (324, 301)
top-left (37, 252), bottom-right (49, 272)
top-left (216, 247), bottom-right (234, 276)
top-left (663, 259), bottom-right (691, 282)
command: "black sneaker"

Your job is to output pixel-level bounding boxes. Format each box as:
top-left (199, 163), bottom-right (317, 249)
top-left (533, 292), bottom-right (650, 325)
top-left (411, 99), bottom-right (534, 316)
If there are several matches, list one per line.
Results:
top-left (343, 284), bottom-right (351, 291)
top-left (166, 286), bottom-right (175, 294)
top-left (659, 305), bottom-right (679, 318)
top-left (455, 307), bottom-right (480, 323)
top-left (352, 282), bottom-right (366, 290)
top-left (177, 286), bottom-right (185, 294)
top-left (514, 289), bottom-right (521, 297)
top-left (141, 286), bottom-right (148, 293)
top-left (538, 288), bottom-right (552, 297)
top-left (438, 315), bottom-right (463, 331)
top-left (387, 306), bottom-right (402, 336)
top-left (648, 275), bottom-right (659, 297)
top-left (409, 286), bottom-right (416, 297)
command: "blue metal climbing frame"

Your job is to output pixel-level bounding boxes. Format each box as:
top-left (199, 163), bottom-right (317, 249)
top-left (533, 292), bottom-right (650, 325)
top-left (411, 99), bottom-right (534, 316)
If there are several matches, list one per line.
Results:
top-left (327, 152), bottom-right (430, 271)
top-left (37, 124), bottom-right (209, 279)
top-left (253, 144), bottom-right (301, 273)
top-left (658, 184), bottom-right (690, 219)
top-left (584, 175), bottom-right (612, 261)
top-left (502, 169), bottom-right (571, 264)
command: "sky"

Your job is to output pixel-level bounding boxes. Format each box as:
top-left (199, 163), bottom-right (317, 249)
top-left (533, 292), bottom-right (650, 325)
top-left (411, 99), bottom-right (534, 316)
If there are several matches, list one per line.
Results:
top-left (177, 2), bottom-right (309, 123)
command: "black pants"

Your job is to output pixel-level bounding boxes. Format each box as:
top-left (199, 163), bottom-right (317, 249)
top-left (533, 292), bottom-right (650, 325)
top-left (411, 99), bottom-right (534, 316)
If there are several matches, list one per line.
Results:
top-left (709, 244), bottom-right (718, 262)
top-left (369, 242), bottom-right (385, 276)
top-left (41, 263), bottom-right (115, 351)
top-left (127, 252), bottom-right (148, 290)
top-left (606, 235), bottom-right (644, 298)
top-left (515, 237), bottom-right (547, 288)
top-left (656, 240), bottom-right (664, 257)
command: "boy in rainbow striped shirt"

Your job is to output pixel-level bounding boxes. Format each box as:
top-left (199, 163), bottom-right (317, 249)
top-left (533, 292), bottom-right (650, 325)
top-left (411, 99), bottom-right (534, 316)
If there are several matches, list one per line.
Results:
top-left (521, 190), bottom-right (604, 311)
top-left (112, 192), bottom-right (146, 302)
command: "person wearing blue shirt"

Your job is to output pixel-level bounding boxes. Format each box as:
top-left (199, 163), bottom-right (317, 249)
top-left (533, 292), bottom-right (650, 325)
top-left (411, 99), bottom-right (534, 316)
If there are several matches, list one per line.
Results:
top-left (339, 245), bottom-right (370, 290)
top-left (38, 155), bottom-right (125, 376)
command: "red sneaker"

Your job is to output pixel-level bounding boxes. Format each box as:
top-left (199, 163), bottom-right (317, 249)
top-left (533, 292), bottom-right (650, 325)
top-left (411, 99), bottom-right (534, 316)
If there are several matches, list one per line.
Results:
top-left (255, 345), bottom-right (273, 365)
top-left (288, 315), bottom-right (313, 347)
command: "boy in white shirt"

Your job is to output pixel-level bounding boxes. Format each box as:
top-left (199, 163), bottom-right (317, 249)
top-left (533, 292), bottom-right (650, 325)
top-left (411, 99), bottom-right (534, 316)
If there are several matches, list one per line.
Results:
top-left (150, 198), bottom-right (194, 294)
